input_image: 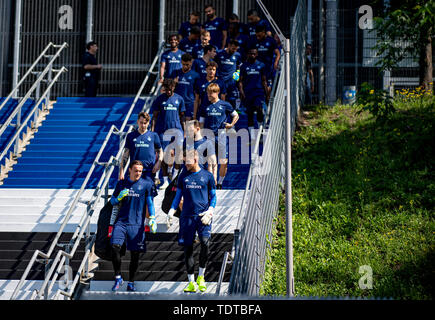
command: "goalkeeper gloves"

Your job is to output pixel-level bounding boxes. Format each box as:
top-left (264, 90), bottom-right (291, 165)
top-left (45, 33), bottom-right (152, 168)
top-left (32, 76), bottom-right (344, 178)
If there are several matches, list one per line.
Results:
top-left (166, 208), bottom-right (176, 227)
top-left (111, 188), bottom-right (129, 205)
top-left (149, 216), bottom-right (157, 234)
top-left (199, 207), bottom-right (214, 225)
top-left (108, 225), bottom-right (114, 238)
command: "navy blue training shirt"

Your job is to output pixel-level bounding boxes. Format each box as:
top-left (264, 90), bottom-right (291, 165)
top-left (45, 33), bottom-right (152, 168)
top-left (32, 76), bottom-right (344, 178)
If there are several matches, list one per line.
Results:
top-left (111, 177), bottom-right (154, 226)
top-left (240, 60), bottom-right (267, 94)
top-left (199, 99), bottom-right (235, 135)
top-left (194, 77), bottom-right (227, 109)
top-left (214, 49), bottom-right (242, 82)
top-left (176, 168), bottom-right (217, 216)
top-left (161, 49), bottom-right (185, 78)
top-left (125, 130), bottom-right (162, 173)
top-left (151, 93), bottom-right (185, 134)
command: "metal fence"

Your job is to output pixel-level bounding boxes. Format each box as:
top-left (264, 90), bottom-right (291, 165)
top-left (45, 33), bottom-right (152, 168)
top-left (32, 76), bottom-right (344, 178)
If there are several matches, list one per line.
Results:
top-left (228, 0), bottom-right (306, 296)
top-left (0, 0), bottom-right (298, 97)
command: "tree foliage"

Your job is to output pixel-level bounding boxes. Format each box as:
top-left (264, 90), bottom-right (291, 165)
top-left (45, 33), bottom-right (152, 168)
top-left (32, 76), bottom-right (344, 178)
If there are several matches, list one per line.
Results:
top-left (372, 0), bottom-right (434, 90)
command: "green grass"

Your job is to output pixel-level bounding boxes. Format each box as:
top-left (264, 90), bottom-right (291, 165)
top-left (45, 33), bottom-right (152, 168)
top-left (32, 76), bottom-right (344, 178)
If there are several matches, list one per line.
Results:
top-left (261, 96), bottom-right (435, 299)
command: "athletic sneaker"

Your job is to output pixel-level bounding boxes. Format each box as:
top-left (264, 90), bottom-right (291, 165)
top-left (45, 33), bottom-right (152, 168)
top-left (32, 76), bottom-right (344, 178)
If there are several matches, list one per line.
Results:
top-left (159, 180), bottom-right (170, 190)
top-left (144, 225), bottom-right (150, 233)
top-left (184, 281), bottom-right (198, 293)
top-left (196, 275), bottom-right (207, 292)
top-left (112, 276), bottom-right (123, 291)
top-left (127, 282), bottom-right (136, 292)
top-left (154, 178), bottom-right (161, 186)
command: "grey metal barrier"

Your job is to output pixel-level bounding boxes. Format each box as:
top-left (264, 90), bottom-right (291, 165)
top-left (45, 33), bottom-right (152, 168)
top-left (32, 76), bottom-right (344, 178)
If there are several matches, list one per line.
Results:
top-left (0, 42), bottom-right (68, 168)
top-left (227, 0), bottom-right (307, 296)
top-left (10, 42), bottom-right (165, 300)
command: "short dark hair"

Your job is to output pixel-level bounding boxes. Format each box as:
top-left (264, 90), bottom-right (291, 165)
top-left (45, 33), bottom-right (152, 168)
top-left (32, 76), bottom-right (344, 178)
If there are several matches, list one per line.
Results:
top-left (206, 61), bottom-right (218, 69)
top-left (163, 78), bottom-right (177, 89)
top-left (255, 25), bottom-right (267, 33)
top-left (130, 160), bottom-right (143, 169)
top-left (86, 41), bottom-right (97, 50)
top-left (138, 112), bottom-right (150, 122)
top-left (203, 44), bottom-right (216, 55)
top-left (229, 13), bottom-right (239, 20)
top-left (167, 34), bottom-right (179, 42)
top-left (181, 53), bottom-right (193, 62)
top-left (190, 26), bottom-right (201, 36)
top-left (228, 39), bottom-right (240, 47)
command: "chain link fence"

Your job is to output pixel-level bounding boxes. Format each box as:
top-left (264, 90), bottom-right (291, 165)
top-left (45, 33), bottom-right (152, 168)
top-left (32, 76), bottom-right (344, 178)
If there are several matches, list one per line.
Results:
top-left (229, 0), bottom-right (307, 296)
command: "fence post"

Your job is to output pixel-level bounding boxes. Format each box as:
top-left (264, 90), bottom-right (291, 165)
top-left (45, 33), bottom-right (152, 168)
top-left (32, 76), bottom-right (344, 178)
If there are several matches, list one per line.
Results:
top-left (284, 38), bottom-right (295, 298)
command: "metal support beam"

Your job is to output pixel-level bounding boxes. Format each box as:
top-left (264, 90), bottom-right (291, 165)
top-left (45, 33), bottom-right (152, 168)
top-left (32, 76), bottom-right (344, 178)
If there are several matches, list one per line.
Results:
top-left (158, 0), bottom-right (165, 47)
top-left (318, 0), bottom-right (324, 102)
top-left (12, 0), bottom-right (22, 97)
top-left (86, 0), bottom-right (93, 43)
top-left (284, 37), bottom-right (294, 298)
top-left (325, 0), bottom-right (337, 105)
top-left (232, 0), bottom-right (239, 15)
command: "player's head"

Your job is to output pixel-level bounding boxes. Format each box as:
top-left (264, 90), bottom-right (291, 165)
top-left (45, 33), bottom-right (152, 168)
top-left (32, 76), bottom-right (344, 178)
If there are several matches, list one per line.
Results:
top-left (206, 60), bottom-right (218, 78)
top-left (255, 25), bottom-right (267, 40)
top-left (206, 82), bottom-right (220, 102)
top-left (247, 9), bottom-right (260, 24)
top-left (203, 44), bottom-right (216, 59)
top-left (181, 53), bottom-right (193, 72)
top-left (227, 40), bottom-right (239, 55)
top-left (189, 11), bottom-right (200, 24)
top-left (167, 34), bottom-right (179, 48)
top-left (137, 112), bottom-right (150, 133)
top-left (162, 78), bottom-right (176, 96)
top-left (204, 4), bottom-right (216, 20)
top-left (189, 26), bottom-right (201, 40)
top-left (86, 41), bottom-right (98, 54)
top-left (229, 13), bottom-right (240, 23)
top-left (184, 149), bottom-right (199, 171)
top-left (129, 160), bottom-right (143, 181)
top-left (185, 119), bottom-right (201, 138)
top-left (228, 22), bottom-right (240, 35)
top-left (247, 47), bottom-right (258, 62)
top-left (200, 30), bottom-right (211, 46)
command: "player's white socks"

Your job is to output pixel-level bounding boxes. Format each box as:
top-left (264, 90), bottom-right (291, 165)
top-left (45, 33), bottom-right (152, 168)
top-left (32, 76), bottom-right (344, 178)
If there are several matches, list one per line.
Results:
top-left (198, 267), bottom-right (206, 277)
top-left (188, 274), bottom-right (195, 283)
top-left (218, 176), bottom-right (225, 185)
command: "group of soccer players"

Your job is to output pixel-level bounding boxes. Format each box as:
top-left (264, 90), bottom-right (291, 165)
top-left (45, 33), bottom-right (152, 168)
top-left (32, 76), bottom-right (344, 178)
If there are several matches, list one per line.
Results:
top-left (106, 4), bottom-right (281, 294)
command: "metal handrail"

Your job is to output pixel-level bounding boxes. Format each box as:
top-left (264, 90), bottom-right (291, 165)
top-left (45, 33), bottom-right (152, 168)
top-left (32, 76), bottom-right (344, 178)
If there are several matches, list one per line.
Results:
top-left (0, 67), bottom-right (68, 162)
top-left (10, 42), bottom-right (165, 300)
top-left (0, 42), bottom-right (57, 113)
top-left (215, 56), bottom-right (284, 294)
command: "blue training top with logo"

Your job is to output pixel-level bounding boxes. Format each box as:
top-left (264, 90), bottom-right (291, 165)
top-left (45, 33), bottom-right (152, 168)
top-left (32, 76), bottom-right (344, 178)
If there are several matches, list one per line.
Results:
top-left (177, 168), bottom-right (216, 216)
top-left (203, 17), bottom-right (228, 49)
top-left (161, 49), bottom-right (185, 78)
top-left (214, 49), bottom-right (242, 82)
top-left (112, 177), bottom-right (153, 226)
top-left (195, 77), bottom-right (227, 110)
top-left (151, 93), bottom-right (186, 134)
top-left (125, 130), bottom-right (161, 173)
top-left (169, 68), bottom-right (201, 114)
top-left (248, 36), bottom-right (277, 75)
top-left (240, 60), bottom-right (266, 94)
top-left (179, 37), bottom-right (201, 55)
top-left (199, 99), bottom-right (235, 136)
